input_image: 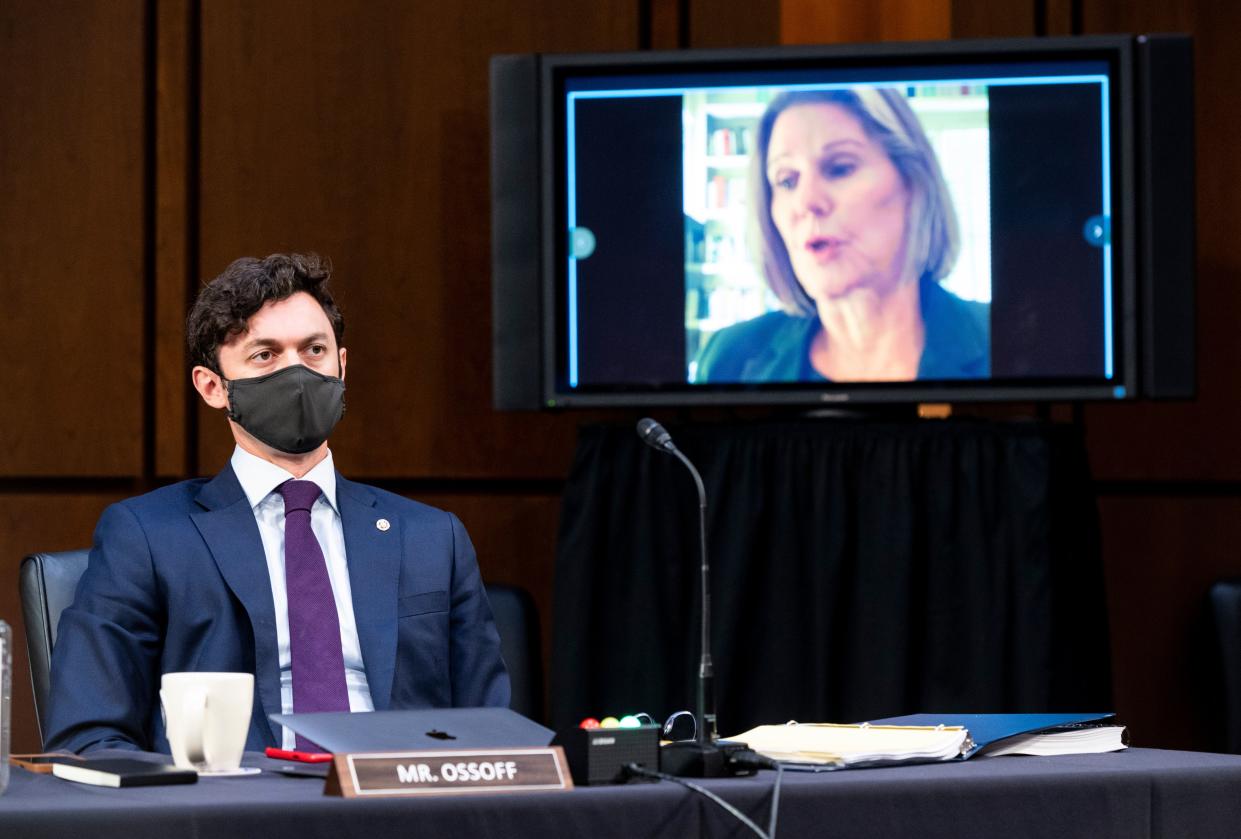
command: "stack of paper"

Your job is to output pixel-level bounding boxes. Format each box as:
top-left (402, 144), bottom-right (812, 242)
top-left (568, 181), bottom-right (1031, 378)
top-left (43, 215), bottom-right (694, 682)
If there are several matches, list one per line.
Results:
top-left (985, 725), bottom-right (1128, 757)
top-left (727, 723), bottom-right (971, 767)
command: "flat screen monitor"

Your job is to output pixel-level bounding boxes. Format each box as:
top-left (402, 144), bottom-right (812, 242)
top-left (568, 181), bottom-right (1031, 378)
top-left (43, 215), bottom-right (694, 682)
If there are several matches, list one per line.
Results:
top-left (490, 35), bottom-right (1194, 409)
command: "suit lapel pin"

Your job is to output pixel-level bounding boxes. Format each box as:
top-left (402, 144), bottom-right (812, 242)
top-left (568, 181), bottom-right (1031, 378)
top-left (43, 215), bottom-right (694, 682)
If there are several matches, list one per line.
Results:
top-left (376, 518), bottom-right (391, 532)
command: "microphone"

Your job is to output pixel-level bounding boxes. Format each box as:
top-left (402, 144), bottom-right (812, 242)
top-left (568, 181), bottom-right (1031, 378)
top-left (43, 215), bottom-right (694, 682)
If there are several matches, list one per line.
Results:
top-left (636, 419), bottom-right (742, 777)
top-left (636, 417), bottom-right (675, 451)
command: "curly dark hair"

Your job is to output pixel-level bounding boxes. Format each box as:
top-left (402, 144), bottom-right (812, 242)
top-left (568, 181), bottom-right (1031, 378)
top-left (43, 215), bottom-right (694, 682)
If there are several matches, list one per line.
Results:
top-left (187, 252), bottom-right (345, 373)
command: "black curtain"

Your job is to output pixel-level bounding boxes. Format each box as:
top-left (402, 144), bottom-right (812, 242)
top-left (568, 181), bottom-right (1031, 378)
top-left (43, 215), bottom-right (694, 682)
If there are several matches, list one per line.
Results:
top-left (551, 418), bottom-right (1111, 735)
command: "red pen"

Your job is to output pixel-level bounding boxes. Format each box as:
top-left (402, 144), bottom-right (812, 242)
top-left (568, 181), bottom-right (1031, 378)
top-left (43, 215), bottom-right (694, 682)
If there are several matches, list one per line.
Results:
top-left (265, 747), bottom-right (333, 763)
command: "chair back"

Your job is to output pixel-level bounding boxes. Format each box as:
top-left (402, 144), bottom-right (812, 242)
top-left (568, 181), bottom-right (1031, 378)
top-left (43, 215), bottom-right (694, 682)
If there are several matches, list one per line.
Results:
top-left (485, 583), bottom-right (545, 723)
top-left (19, 549), bottom-right (90, 744)
top-left (1210, 579), bottom-right (1241, 754)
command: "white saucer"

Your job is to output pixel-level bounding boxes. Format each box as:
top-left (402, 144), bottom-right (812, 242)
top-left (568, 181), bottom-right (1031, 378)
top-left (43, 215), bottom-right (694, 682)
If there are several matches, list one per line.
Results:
top-left (196, 766), bottom-right (262, 777)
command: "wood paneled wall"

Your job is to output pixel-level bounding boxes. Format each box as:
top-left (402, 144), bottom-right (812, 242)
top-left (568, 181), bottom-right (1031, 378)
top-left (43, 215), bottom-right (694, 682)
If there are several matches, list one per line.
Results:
top-left (0, 1), bottom-right (147, 478)
top-left (0, 0), bottom-right (771, 755)
top-left (2, 0), bottom-right (1237, 756)
top-left (1, 0), bottom-right (150, 755)
top-left (1078, 0), bottom-right (1241, 750)
top-left (781, 0), bottom-right (951, 43)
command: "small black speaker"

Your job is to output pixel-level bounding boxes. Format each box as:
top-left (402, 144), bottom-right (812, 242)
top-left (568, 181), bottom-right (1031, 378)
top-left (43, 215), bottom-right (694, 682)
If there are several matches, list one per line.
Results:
top-left (1136, 34), bottom-right (1195, 399)
top-left (554, 726), bottom-right (660, 785)
top-left (490, 53), bottom-right (545, 411)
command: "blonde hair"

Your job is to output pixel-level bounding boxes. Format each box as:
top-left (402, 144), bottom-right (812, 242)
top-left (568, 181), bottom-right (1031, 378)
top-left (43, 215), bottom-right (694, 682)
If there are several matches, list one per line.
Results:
top-left (751, 87), bottom-right (960, 316)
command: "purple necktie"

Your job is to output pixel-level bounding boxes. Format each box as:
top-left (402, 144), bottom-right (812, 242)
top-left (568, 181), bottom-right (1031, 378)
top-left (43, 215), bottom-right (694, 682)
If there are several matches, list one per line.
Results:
top-left (279, 479), bottom-right (349, 752)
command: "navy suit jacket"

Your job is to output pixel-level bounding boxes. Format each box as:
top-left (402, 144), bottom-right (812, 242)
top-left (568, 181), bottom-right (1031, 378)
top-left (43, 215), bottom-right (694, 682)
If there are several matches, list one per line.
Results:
top-left (44, 465), bottom-right (511, 754)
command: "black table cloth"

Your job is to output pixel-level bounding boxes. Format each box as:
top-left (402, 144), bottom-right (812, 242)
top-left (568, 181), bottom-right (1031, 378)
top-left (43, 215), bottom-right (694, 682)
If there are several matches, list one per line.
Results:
top-left (553, 418), bottom-right (1110, 733)
top-left (3, 750), bottom-right (1240, 839)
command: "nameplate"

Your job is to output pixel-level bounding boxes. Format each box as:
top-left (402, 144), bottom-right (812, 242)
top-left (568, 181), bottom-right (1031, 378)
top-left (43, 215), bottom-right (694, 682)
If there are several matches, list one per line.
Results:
top-left (324, 747), bottom-right (574, 797)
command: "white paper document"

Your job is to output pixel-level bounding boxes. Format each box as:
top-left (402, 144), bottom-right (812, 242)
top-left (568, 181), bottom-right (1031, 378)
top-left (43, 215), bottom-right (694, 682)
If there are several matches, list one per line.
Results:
top-left (727, 722), bottom-right (971, 766)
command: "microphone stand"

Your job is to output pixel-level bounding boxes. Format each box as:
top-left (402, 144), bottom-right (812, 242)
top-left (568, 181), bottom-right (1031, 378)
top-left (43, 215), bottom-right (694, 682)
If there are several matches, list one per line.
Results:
top-left (672, 446), bottom-right (715, 744)
top-left (638, 420), bottom-right (744, 778)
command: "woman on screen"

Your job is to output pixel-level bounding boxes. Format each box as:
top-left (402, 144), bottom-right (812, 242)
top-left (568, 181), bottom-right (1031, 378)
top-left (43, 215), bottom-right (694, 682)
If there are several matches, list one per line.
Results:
top-left (694, 88), bottom-right (989, 383)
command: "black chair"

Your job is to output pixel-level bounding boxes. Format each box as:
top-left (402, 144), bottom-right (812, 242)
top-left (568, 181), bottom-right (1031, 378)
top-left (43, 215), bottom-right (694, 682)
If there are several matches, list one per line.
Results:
top-left (1210, 579), bottom-right (1241, 754)
top-left (485, 583), bottom-right (545, 723)
top-left (19, 549), bottom-right (545, 745)
top-left (18, 549), bottom-right (89, 747)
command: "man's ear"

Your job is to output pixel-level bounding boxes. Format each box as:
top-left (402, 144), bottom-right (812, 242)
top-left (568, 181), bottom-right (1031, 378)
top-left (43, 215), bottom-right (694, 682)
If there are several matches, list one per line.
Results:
top-left (339, 346), bottom-right (347, 381)
top-left (191, 365), bottom-right (230, 411)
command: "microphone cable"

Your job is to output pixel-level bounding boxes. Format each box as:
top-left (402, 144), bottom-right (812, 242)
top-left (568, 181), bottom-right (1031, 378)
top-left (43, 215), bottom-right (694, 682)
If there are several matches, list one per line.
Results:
top-left (624, 754), bottom-right (784, 839)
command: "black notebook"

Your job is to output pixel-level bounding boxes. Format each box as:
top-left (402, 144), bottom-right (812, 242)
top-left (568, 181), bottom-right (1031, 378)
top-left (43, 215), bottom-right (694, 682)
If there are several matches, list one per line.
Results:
top-left (52, 758), bottom-right (199, 788)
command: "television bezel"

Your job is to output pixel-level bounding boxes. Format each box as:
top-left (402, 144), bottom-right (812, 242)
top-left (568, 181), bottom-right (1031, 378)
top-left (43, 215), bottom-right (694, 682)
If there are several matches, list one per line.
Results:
top-left (533, 36), bottom-right (1143, 408)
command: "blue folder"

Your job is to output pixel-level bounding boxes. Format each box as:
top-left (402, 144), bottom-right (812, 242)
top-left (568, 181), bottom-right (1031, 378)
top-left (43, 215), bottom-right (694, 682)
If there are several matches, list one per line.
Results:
top-left (864, 712), bottom-right (1118, 759)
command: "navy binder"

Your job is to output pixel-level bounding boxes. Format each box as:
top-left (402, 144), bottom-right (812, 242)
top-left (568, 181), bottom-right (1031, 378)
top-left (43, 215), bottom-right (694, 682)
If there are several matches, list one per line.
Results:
top-left (865, 712), bottom-right (1118, 759)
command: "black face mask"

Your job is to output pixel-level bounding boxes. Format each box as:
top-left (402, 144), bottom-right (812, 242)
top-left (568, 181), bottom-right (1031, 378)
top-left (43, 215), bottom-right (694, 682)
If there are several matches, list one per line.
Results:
top-left (225, 364), bottom-right (345, 455)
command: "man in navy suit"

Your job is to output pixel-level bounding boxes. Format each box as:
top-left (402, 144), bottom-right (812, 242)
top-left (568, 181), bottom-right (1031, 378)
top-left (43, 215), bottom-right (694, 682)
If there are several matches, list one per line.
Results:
top-left (45, 253), bottom-right (510, 753)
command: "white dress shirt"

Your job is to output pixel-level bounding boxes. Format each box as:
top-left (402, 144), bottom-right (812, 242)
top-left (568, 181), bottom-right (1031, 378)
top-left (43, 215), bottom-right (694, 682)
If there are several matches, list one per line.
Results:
top-left (230, 446), bottom-right (374, 749)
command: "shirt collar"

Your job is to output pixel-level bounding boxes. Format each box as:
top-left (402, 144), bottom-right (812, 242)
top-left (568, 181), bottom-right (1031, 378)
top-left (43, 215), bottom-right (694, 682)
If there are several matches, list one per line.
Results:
top-left (230, 445), bottom-right (339, 514)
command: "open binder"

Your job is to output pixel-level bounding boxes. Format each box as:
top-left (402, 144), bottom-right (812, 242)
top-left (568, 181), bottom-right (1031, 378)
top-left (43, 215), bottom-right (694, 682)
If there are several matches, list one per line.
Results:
top-left (728, 712), bottom-right (1123, 771)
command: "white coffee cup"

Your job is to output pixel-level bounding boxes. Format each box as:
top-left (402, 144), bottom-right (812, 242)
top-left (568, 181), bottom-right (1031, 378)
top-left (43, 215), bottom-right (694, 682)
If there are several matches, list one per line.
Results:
top-left (160, 672), bottom-right (254, 773)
